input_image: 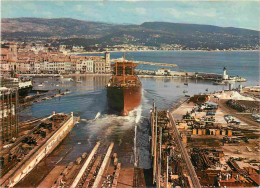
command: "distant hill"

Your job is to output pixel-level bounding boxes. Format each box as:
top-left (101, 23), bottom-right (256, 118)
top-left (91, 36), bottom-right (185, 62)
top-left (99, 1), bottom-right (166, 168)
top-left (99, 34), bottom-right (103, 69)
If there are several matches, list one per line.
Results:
top-left (1, 18), bottom-right (259, 50)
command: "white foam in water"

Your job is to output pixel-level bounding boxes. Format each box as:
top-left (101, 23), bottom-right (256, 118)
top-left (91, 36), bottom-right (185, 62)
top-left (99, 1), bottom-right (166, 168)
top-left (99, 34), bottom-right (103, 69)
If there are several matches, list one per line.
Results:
top-left (83, 107), bottom-right (142, 141)
top-left (94, 111), bottom-right (101, 120)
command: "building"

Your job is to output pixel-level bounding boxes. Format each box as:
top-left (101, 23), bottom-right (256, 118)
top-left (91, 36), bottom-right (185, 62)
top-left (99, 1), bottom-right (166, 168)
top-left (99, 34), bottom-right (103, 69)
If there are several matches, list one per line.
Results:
top-left (72, 46), bottom-right (84, 52)
top-left (156, 68), bottom-right (171, 76)
top-left (94, 60), bottom-right (106, 73)
top-left (76, 60), bottom-right (94, 73)
top-left (46, 61), bottom-right (71, 74)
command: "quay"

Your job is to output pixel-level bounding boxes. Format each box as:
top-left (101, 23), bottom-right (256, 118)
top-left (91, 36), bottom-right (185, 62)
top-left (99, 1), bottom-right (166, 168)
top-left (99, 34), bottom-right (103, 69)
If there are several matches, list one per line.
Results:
top-left (168, 112), bottom-right (201, 188)
top-left (0, 112), bottom-right (79, 187)
top-left (168, 90), bottom-right (260, 187)
top-left (150, 102), bottom-right (201, 187)
top-left (137, 67), bottom-right (247, 83)
top-left (150, 88), bottom-right (260, 187)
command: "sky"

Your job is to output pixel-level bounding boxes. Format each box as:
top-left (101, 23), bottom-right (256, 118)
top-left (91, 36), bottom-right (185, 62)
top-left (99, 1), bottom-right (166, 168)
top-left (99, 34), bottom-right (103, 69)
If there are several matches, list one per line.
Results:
top-left (1, 1), bottom-right (260, 30)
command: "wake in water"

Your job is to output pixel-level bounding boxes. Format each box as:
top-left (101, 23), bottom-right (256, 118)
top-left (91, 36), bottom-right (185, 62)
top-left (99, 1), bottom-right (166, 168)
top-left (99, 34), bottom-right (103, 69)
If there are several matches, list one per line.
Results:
top-left (81, 103), bottom-right (143, 143)
top-left (78, 88), bottom-right (151, 168)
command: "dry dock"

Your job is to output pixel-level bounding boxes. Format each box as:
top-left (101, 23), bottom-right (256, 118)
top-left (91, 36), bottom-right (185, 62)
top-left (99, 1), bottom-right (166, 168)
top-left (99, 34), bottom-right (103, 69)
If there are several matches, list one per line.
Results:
top-left (30, 141), bottom-right (140, 188)
top-left (0, 112), bottom-right (78, 187)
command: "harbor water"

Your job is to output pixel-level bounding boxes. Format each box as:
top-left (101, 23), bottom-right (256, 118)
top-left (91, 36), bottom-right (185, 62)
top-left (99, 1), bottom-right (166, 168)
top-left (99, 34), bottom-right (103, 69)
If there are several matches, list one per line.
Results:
top-left (20, 51), bottom-right (259, 170)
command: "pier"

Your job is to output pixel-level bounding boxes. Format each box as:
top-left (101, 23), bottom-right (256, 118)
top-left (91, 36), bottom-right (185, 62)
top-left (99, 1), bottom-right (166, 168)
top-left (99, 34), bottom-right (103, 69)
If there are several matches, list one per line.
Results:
top-left (150, 102), bottom-right (201, 187)
top-left (133, 61), bottom-right (178, 68)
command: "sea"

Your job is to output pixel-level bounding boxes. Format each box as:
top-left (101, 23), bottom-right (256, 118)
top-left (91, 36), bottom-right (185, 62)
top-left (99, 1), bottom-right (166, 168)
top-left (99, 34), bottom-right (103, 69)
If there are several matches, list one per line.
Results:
top-left (20, 51), bottom-right (259, 171)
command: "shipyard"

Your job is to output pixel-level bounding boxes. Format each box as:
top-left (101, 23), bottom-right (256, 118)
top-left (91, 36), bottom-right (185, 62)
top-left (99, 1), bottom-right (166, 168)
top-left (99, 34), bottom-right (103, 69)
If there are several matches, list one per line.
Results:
top-left (1, 46), bottom-right (259, 187)
top-left (1, 1), bottom-right (260, 188)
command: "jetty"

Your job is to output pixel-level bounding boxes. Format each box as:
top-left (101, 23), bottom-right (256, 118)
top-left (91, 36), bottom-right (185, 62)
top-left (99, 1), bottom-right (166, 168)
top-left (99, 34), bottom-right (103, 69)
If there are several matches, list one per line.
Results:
top-left (112, 58), bottom-right (178, 68)
top-left (133, 61), bottom-right (178, 67)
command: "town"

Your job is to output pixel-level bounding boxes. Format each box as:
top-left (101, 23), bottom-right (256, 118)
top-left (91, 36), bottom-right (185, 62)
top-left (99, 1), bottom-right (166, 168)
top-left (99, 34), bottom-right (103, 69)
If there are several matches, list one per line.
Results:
top-left (1, 42), bottom-right (112, 75)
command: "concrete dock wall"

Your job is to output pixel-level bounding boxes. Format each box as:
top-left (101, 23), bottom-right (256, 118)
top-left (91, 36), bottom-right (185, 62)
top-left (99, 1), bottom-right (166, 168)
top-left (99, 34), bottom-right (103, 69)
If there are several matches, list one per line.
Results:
top-left (2, 113), bottom-right (75, 187)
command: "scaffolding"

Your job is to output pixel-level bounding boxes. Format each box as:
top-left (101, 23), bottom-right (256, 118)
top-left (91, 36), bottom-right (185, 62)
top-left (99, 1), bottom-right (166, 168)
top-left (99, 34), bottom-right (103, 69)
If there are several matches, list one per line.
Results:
top-left (0, 87), bottom-right (19, 143)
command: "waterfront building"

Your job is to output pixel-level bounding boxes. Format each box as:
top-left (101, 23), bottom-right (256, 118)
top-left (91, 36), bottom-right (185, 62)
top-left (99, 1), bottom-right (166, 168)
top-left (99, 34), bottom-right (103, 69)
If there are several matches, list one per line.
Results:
top-left (156, 68), bottom-right (171, 76)
top-left (34, 62), bottom-right (41, 73)
top-left (94, 60), bottom-right (106, 73)
top-left (76, 60), bottom-right (94, 73)
top-left (46, 61), bottom-right (71, 74)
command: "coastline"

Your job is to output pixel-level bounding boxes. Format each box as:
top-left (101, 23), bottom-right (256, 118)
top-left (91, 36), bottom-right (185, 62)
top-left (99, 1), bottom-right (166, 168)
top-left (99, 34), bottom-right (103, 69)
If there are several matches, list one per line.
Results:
top-left (70, 49), bottom-right (260, 55)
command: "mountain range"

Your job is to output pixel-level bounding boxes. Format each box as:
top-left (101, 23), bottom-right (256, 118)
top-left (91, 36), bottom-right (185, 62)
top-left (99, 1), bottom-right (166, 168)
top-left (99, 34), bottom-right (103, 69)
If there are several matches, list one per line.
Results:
top-left (2, 18), bottom-right (260, 50)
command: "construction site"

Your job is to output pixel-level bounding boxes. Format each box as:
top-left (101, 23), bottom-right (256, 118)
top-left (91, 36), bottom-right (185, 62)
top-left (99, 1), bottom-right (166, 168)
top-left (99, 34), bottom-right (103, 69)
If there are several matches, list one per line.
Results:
top-left (0, 111), bottom-right (78, 187)
top-left (1, 72), bottom-right (259, 188)
top-left (168, 90), bottom-right (260, 187)
top-left (150, 103), bottom-right (201, 188)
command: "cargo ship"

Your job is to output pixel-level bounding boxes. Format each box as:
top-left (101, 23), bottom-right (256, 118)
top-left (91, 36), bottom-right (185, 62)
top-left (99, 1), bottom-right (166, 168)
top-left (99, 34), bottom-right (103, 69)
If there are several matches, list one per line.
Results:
top-left (107, 55), bottom-right (142, 116)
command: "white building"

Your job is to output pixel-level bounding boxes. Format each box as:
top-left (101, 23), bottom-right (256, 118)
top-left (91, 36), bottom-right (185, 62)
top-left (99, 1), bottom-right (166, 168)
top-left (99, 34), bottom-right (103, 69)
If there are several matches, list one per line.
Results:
top-left (156, 68), bottom-right (171, 76)
top-left (76, 60), bottom-right (94, 73)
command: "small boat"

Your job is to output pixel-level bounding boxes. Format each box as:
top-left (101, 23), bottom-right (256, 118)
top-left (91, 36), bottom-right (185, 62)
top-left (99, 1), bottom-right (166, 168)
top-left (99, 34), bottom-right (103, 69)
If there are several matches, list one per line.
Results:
top-left (38, 84), bottom-right (43, 87)
top-left (213, 81), bottom-right (225, 85)
top-left (61, 77), bottom-right (73, 82)
top-left (183, 90), bottom-right (188, 93)
top-left (205, 88), bottom-right (208, 92)
top-left (184, 82), bottom-right (188, 86)
top-left (185, 95), bottom-right (191, 97)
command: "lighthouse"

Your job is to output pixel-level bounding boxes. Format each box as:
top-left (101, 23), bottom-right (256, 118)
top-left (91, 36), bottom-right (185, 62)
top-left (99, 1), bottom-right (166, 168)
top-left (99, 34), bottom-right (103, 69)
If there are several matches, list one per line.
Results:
top-left (222, 67), bottom-right (228, 80)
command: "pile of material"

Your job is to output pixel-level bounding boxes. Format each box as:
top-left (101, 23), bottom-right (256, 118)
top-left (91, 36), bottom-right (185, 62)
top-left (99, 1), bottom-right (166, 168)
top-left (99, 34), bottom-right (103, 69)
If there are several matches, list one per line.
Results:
top-left (215, 91), bottom-right (254, 101)
top-left (226, 100), bottom-right (260, 113)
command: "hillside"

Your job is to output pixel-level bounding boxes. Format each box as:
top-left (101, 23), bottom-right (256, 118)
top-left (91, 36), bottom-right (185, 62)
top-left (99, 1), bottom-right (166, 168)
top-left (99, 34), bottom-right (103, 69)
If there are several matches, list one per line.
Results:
top-left (1, 18), bottom-right (259, 50)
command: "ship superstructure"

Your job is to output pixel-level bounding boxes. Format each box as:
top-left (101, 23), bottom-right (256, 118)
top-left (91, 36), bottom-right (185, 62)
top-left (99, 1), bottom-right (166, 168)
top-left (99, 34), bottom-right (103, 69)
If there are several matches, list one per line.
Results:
top-left (107, 54), bottom-right (142, 116)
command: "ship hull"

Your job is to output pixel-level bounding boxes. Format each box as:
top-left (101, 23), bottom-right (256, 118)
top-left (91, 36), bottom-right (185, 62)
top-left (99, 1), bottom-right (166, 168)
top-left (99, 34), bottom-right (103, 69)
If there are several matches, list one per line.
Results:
top-left (107, 85), bottom-right (142, 116)
top-left (19, 86), bottom-right (33, 96)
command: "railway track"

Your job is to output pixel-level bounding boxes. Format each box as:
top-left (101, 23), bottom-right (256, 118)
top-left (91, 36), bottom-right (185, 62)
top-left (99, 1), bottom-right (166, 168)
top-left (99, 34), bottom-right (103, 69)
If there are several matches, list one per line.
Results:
top-left (168, 112), bottom-right (201, 188)
top-left (42, 142), bottom-right (123, 188)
